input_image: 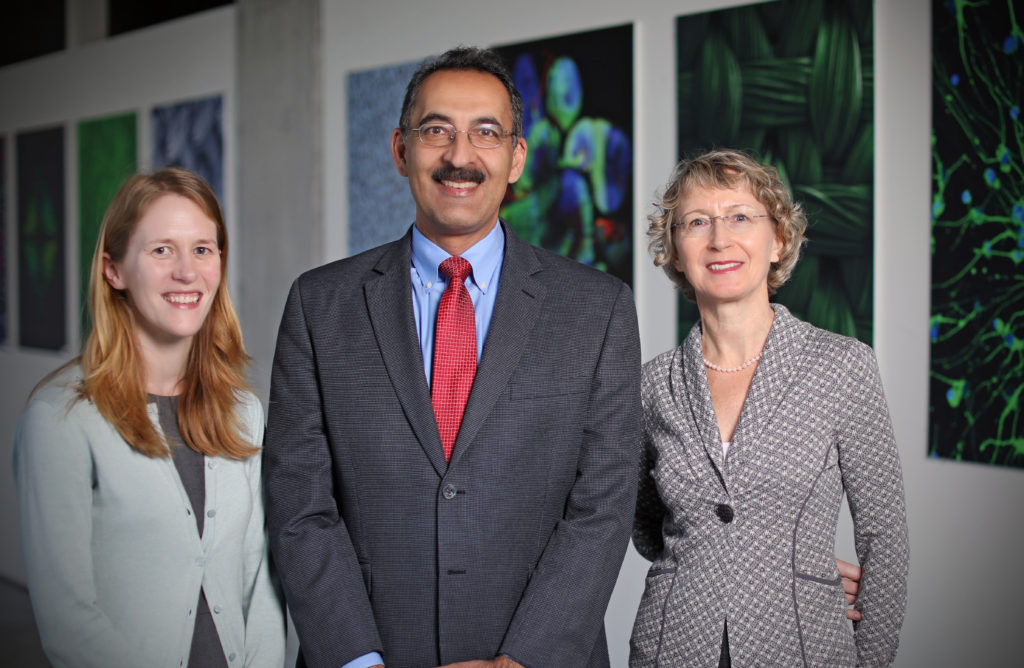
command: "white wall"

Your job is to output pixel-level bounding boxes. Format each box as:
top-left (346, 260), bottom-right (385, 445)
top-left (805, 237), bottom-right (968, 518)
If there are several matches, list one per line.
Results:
top-left (0, 7), bottom-right (236, 582)
top-left (322, 1), bottom-right (1023, 666)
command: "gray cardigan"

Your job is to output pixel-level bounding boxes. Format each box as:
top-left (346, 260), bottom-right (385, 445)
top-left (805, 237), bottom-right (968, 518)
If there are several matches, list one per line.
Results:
top-left (13, 368), bottom-right (285, 668)
top-left (630, 305), bottom-right (909, 667)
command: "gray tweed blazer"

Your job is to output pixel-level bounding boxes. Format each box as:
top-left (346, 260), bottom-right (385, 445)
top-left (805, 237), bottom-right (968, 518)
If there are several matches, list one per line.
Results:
top-left (630, 305), bottom-right (908, 667)
top-left (264, 223), bottom-right (640, 668)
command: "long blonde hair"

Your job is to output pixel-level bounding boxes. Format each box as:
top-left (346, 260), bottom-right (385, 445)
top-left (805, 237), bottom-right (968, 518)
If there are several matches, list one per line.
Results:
top-left (78, 167), bottom-right (257, 459)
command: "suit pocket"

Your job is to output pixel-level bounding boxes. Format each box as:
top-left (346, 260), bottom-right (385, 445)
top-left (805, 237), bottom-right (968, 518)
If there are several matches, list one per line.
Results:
top-left (509, 379), bottom-right (586, 400)
top-left (629, 566), bottom-right (676, 667)
top-left (793, 575), bottom-right (855, 665)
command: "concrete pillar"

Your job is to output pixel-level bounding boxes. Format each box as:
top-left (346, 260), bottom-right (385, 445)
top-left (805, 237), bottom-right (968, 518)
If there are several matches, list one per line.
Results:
top-left (236, 0), bottom-right (322, 400)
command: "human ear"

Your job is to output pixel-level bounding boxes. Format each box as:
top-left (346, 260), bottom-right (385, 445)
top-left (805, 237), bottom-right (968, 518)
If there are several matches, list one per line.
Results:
top-left (391, 128), bottom-right (409, 177)
top-left (771, 233), bottom-right (784, 263)
top-left (508, 136), bottom-right (528, 184)
top-left (102, 252), bottom-right (126, 290)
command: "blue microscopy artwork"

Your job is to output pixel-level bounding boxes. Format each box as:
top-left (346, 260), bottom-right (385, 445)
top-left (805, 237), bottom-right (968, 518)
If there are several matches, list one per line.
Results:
top-left (930, 0), bottom-right (1024, 468)
top-left (152, 95), bottom-right (223, 203)
top-left (347, 60), bottom-right (420, 255)
top-left (494, 25), bottom-right (634, 287)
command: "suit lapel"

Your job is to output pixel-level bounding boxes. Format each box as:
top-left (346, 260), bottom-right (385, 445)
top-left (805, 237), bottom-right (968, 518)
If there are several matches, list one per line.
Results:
top-left (448, 224), bottom-right (545, 468)
top-left (364, 231), bottom-right (449, 476)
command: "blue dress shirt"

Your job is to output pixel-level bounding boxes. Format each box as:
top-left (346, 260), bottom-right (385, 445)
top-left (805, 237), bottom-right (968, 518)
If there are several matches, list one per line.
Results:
top-left (342, 222), bottom-right (505, 668)
top-left (410, 222), bottom-right (505, 384)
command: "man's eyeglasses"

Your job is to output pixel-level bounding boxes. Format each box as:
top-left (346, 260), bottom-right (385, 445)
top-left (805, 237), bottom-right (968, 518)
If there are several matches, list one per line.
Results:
top-left (671, 213), bottom-right (772, 238)
top-left (408, 122), bottom-right (515, 149)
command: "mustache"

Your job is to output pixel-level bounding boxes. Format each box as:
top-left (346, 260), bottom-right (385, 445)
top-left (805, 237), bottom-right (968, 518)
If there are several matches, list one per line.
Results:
top-left (432, 166), bottom-right (485, 184)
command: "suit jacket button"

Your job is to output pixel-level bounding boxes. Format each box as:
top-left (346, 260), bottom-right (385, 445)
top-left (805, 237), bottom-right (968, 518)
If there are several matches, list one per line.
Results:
top-left (716, 503), bottom-right (734, 523)
top-left (442, 484), bottom-right (457, 500)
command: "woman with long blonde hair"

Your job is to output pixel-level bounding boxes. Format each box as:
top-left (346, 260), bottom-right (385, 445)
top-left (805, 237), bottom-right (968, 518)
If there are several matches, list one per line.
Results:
top-left (13, 168), bottom-right (285, 668)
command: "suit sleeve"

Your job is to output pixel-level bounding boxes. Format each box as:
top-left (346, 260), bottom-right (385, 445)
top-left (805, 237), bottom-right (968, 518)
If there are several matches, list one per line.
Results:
top-left (13, 397), bottom-right (146, 668)
top-left (632, 375), bottom-right (667, 561)
top-left (499, 281), bottom-right (641, 667)
top-left (263, 278), bottom-right (383, 667)
top-left (237, 398), bottom-right (286, 668)
top-left (837, 343), bottom-right (910, 666)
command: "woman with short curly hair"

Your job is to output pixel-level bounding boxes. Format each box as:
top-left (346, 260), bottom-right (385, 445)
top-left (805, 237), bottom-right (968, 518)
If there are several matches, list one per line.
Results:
top-left (631, 149), bottom-right (908, 667)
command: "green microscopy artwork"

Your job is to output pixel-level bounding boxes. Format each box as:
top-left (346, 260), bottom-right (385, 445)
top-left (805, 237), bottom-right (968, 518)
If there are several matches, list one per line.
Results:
top-left (17, 126), bottom-right (66, 351)
top-left (79, 112), bottom-right (137, 341)
top-left (675, 0), bottom-right (874, 344)
top-left (930, 0), bottom-right (1024, 468)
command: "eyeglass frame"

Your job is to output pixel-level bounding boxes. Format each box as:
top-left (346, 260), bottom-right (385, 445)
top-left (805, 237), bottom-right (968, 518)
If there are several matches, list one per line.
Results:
top-left (670, 213), bottom-right (773, 237)
top-left (404, 121), bottom-right (517, 149)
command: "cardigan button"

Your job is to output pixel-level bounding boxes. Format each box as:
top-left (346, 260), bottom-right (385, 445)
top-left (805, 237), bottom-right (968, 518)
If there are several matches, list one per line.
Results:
top-left (716, 503), bottom-right (734, 523)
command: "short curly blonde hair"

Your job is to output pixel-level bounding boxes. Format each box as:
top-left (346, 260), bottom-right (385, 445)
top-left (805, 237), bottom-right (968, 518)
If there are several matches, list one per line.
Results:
top-left (648, 149), bottom-right (807, 300)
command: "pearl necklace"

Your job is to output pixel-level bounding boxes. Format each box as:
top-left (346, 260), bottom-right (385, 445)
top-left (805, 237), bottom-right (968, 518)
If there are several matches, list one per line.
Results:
top-left (703, 352), bottom-right (762, 373)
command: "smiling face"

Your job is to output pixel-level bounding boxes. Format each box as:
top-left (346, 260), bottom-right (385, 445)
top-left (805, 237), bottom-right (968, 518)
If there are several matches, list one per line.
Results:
top-left (103, 193), bottom-right (221, 356)
top-left (391, 69), bottom-right (527, 255)
top-left (673, 184), bottom-right (783, 309)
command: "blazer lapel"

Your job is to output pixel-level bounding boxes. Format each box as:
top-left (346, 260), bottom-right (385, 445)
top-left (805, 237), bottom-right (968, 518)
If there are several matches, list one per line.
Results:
top-left (728, 304), bottom-right (806, 479)
top-left (364, 231), bottom-right (449, 477)
top-left (677, 322), bottom-right (730, 493)
top-left (447, 224), bottom-right (546, 467)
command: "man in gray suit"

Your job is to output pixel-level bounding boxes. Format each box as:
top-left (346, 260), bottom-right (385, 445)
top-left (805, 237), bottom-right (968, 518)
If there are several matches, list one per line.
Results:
top-left (264, 47), bottom-right (641, 668)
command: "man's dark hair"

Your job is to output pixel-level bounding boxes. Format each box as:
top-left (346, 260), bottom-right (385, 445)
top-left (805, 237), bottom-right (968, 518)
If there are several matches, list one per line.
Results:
top-left (398, 46), bottom-right (524, 137)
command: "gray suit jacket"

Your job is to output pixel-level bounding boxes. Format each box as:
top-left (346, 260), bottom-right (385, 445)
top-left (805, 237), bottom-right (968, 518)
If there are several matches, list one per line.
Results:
top-left (264, 223), bottom-right (640, 668)
top-left (630, 305), bottom-right (908, 667)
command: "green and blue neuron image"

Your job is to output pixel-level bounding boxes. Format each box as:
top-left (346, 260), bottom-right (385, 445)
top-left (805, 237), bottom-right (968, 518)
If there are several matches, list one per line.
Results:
top-left (930, 0), bottom-right (1024, 468)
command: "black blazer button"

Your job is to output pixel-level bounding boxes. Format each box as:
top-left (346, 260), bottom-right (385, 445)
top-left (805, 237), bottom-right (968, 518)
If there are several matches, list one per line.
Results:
top-left (716, 503), bottom-right (734, 523)
top-left (442, 484), bottom-right (457, 500)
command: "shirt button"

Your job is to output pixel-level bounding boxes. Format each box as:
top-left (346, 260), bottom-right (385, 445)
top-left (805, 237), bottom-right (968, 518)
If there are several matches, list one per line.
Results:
top-left (213, 605), bottom-right (222, 614)
top-left (228, 653), bottom-right (236, 661)
top-left (207, 460), bottom-right (218, 470)
top-left (195, 557), bottom-right (206, 567)
top-left (442, 484), bottom-right (457, 500)
top-left (716, 503), bottom-right (734, 523)
top-left (207, 509), bottom-right (217, 518)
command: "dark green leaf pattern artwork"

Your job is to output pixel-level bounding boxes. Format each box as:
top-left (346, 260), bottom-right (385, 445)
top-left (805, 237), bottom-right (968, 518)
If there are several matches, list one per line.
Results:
top-left (17, 126), bottom-right (66, 351)
top-left (675, 0), bottom-right (874, 344)
top-left (78, 113), bottom-right (137, 341)
top-left (930, 0), bottom-right (1024, 468)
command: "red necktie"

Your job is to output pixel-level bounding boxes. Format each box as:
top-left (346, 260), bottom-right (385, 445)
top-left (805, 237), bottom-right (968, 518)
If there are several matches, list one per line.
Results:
top-left (432, 256), bottom-right (477, 462)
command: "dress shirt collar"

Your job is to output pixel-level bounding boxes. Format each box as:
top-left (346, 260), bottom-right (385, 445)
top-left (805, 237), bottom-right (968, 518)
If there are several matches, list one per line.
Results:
top-left (410, 222), bottom-right (505, 295)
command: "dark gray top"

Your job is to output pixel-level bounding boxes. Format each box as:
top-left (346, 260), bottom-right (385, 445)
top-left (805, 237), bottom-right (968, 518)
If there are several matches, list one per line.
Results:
top-left (153, 395), bottom-right (228, 668)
